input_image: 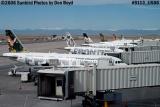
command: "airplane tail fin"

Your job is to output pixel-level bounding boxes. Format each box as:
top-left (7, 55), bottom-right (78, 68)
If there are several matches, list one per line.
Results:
top-left (99, 33), bottom-right (105, 42)
top-left (83, 33), bottom-right (93, 44)
top-left (112, 34), bottom-right (117, 41)
top-left (5, 30), bottom-right (24, 52)
top-left (121, 35), bottom-right (125, 40)
top-left (62, 32), bottom-right (76, 47)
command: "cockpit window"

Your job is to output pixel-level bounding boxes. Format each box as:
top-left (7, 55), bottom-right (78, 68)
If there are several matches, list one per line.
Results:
top-left (115, 61), bottom-right (122, 64)
top-left (131, 43), bottom-right (138, 45)
top-left (117, 61), bottom-right (122, 63)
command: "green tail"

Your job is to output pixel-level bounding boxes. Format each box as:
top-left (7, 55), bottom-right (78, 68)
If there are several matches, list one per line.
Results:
top-left (5, 30), bottom-right (24, 52)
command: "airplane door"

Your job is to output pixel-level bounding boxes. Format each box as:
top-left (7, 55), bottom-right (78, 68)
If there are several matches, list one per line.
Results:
top-left (55, 77), bottom-right (63, 96)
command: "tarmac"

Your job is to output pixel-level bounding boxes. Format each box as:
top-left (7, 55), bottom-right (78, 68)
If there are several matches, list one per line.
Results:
top-left (1, 39), bottom-right (160, 107)
top-left (0, 40), bottom-right (85, 107)
top-left (0, 66), bottom-right (83, 107)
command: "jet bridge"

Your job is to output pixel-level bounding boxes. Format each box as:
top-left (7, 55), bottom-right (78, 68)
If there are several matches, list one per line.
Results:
top-left (37, 68), bottom-right (66, 100)
top-left (37, 63), bottom-right (160, 103)
top-left (121, 50), bottom-right (160, 64)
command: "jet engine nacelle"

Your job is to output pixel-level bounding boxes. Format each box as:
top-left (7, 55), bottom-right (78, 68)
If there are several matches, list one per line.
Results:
top-left (25, 57), bottom-right (35, 65)
top-left (25, 57), bottom-right (49, 66)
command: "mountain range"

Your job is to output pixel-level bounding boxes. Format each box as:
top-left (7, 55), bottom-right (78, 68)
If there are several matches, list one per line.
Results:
top-left (0, 29), bottom-right (160, 36)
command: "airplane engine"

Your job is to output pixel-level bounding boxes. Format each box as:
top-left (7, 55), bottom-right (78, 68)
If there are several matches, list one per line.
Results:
top-left (17, 56), bottom-right (25, 63)
top-left (70, 49), bottom-right (75, 54)
top-left (25, 57), bottom-right (35, 66)
top-left (25, 57), bottom-right (49, 66)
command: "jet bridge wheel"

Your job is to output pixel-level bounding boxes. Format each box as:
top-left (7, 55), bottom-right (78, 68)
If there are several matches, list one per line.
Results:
top-left (82, 95), bottom-right (99, 107)
top-left (82, 99), bottom-right (93, 107)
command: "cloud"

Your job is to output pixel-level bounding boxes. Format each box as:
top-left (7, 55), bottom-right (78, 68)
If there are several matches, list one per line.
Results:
top-left (74, 0), bottom-right (130, 5)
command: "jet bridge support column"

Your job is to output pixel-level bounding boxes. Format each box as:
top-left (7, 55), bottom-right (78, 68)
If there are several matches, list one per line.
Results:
top-left (92, 64), bottom-right (96, 96)
top-left (129, 49), bottom-right (132, 65)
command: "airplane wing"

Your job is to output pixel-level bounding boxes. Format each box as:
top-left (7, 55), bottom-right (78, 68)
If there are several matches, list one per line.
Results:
top-left (64, 47), bottom-right (73, 51)
top-left (81, 43), bottom-right (91, 46)
top-left (0, 54), bottom-right (18, 61)
top-left (55, 47), bottom-right (69, 51)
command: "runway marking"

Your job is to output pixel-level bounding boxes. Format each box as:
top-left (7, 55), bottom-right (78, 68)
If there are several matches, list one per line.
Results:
top-left (23, 95), bottom-right (28, 107)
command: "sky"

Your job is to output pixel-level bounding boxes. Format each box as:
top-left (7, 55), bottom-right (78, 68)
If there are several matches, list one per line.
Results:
top-left (0, 0), bottom-right (160, 30)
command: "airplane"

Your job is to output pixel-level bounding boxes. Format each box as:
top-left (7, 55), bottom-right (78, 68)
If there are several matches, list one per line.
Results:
top-left (63, 32), bottom-right (124, 55)
top-left (62, 32), bottom-right (76, 47)
top-left (99, 35), bottom-right (138, 45)
top-left (83, 33), bottom-right (93, 44)
top-left (81, 34), bottom-right (139, 49)
top-left (64, 46), bottom-right (123, 55)
top-left (99, 33), bottom-right (105, 42)
top-left (3, 52), bottom-right (126, 67)
top-left (3, 30), bottom-right (126, 68)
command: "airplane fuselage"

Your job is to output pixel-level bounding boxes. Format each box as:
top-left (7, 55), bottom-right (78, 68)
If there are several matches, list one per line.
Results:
top-left (3, 52), bottom-right (126, 67)
top-left (82, 39), bottom-right (138, 49)
top-left (65, 46), bottom-right (123, 55)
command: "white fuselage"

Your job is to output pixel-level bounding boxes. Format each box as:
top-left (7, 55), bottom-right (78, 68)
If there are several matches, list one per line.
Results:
top-left (3, 52), bottom-right (126, 67)
top-left (64, 46), bottom-right (123, 55)
top-left (82, 39), bottom-right (138, 48)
